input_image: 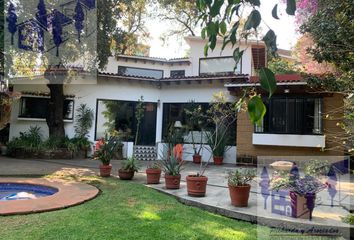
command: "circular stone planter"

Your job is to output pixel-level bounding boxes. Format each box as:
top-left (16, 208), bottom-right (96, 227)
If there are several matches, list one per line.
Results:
top-left (0, 178), bottom-right (99, 216)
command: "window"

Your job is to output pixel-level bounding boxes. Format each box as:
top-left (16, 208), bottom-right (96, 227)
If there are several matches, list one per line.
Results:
top-left (162, 103), bottom-right (236, 145)
top-left (255, 96), bottom-right (322, 135)
top-left (199, 57), bottom-right (241, 76)
top-left (19, 97), bottom-right (74, 120)
top-left (95, 99), bottom-right (157, 145)
top-left (118, 66), bottom-right (163, 79)
top-left (170, 70), bottom-right (185, 78)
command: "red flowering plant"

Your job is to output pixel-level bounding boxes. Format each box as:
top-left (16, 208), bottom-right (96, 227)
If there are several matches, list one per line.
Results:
top-left (93, 133), bottom-right (120, 165)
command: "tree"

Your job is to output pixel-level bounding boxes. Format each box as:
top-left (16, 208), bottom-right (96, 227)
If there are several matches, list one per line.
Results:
top-left (97, 0), bottom-right (116, 69)
top-left (299, 0), bottom-right (354, 154)
top-left (267, 57), bottom-right (297, 75)
top-left (113, 0), bottom-right (150, 56)
top-left (158, 0), bottom-right (198, 37)
top-left (6, 0), bottom-right (97, 139)
top-left (300, 0), bottom-right (354, 78)
top-left (293, 35), bottom-right (334, 74)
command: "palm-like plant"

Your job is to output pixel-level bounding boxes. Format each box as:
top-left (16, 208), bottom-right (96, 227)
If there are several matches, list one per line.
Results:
top-left (74, 104), bottom-right (94, 138)
top-left (161, 156), bottom-right (183, 176)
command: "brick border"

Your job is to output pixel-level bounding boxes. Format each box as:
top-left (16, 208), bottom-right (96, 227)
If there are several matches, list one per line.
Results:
top-left (0, 178), bottom-right (99, 216)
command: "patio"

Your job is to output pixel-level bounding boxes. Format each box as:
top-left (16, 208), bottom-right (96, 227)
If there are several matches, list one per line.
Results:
top-left (0, 156), bottom-right (352, 238)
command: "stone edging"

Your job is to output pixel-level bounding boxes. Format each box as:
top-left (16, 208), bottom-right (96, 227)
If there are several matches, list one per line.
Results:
top-left (0, 178), bottom-right (99, 216)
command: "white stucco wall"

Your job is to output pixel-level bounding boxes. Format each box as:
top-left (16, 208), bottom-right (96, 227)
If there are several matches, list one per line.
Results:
top-left (103, 36), bottom-right (255, 77)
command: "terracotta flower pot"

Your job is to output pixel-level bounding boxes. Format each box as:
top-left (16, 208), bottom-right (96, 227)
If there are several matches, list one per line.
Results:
top-left (213, 156), bottom-right (224, 165)
top-left (164, 174), bottom-right (181, 189)
top-left (99, 164), bottom-right (112, 177)
top-left (228, 184), bottom-right (251, 207)
top-left (192, 154), bottom-right (202, 164)
top-left (146, 168), bottom-right (161, 184)
top-left (186, 175), bottom-right (208, 197)
top-left (118, 169), bottom-right (135, 180)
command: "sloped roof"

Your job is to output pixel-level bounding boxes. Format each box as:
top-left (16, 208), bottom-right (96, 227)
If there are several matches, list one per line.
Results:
top-left (225, 74), bottom-right (306, 88)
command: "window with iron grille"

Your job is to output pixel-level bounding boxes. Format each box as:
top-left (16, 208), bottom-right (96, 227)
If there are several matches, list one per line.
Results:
top-left (255, 96), bottom-right (323, 135)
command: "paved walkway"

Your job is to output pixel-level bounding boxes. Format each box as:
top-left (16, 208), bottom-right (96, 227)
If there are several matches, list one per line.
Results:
top-left (0, 156), bottom-right (353, 238)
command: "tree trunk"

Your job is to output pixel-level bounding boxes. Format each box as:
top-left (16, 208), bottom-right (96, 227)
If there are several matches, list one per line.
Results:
top-left (44, 65), bottom-right (68, 139)
top-left (46, 84), bottom-right (65, 138)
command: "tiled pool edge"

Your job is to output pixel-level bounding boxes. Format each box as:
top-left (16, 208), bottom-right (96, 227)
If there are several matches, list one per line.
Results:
top-left (0, 178), bottom-right (99, 216)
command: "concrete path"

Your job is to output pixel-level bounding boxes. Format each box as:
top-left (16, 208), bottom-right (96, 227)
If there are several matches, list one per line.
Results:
top-left (1, 156), bottom-right (352, 239)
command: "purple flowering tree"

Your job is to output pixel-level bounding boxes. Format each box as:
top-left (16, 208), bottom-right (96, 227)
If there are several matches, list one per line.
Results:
top-left (6, 2), bottom-right (17, 45)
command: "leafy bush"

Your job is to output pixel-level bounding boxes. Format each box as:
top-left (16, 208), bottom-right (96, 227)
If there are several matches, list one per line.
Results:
top-left (341, 214), bottom-right (354, 225)
top-left (228, 168), bottom-right (256, 186)
top-left (121, 157), bottom-right (140, 172)
top-left (7, 126), bottom-right (43, 153)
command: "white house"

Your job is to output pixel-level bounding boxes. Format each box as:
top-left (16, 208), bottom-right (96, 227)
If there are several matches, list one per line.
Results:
top-left (8, 36), bottom-right (266, 163)
top-left (8, 36), bottom-right (343, 164)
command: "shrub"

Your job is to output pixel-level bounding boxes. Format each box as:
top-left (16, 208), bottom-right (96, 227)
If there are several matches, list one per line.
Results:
top-left (228, 168), bottom-right (256, 186)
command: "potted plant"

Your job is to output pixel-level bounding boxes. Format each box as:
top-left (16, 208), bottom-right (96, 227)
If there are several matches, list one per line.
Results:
top-left (73, 104), bottom-right (94, 158)
top-left (184, 101), bottom-right (205, 164)
top-left (206, 129), bottom-right (230, 165)
top-left (161, 156), bottom-right (183, 189)
top-left (118, 157), bottom-right (140, 180)
top-left (93, 135), bottom-right (119, 177)
top-left (228, 168), bottom-right (256, 207)
top-left (146, 162), bottom-right (162, 184)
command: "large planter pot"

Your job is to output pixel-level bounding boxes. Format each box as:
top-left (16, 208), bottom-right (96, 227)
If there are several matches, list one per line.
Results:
top-left (146, 168), bottom-right (161, 184)
top-left (164, 174), bottom-right (181, 189)
top-left (289, 191), bottom-right (314, 220)
top-left (99, 164), bottom-right (112, 177)
top-left (118, 169), bottom-right (135, 180)
top-left (192, 154), bottom-right (202, 164)
top-left (213, 156), bottom-right (224, 165)
top-left (228, 184), bottom-right (251, 207)
top-left (186, 175), bottom-right (208, 197)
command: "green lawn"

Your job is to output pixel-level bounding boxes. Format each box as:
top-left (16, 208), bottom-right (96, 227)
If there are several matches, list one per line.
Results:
top-left (1, 176), bottom-right (267, 240)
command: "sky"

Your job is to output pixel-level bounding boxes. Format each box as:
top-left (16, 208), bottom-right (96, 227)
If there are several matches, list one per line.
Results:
top-left (146, 0), bottom-right (299, 59)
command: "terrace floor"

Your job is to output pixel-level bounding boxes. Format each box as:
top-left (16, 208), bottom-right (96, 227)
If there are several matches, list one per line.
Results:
top-left (0, 156), bottom-right (353, 238)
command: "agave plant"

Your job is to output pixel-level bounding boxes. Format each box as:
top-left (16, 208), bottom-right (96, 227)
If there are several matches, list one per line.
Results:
top-left (120, 157), bottom-right (140, 172)
top-left (161, 156), bottom-right (183, 176)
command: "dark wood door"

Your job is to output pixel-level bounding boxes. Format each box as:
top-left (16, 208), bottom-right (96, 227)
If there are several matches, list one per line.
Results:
top-left (138, 102), bottom-right (157, 146)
